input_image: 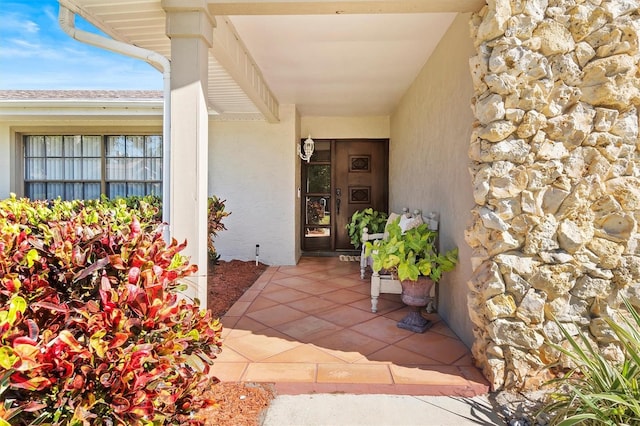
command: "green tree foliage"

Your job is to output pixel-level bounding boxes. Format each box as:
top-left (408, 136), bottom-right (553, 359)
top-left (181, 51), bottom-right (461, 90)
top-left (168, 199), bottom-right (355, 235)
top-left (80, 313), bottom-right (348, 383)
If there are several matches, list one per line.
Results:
top-left (207, 196), bottom-right (230, 262)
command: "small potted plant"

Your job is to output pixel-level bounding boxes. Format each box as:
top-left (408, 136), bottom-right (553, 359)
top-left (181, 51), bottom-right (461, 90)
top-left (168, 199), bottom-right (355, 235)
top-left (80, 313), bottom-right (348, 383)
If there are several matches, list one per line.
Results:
top-left (364, 218), bottom-right (458, 332)
top-left (345, 208), bottom-right (388, 249)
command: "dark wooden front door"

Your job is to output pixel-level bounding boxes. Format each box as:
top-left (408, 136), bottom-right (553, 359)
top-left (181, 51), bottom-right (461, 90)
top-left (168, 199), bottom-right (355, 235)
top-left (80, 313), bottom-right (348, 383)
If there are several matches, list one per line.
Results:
top-left (334, 140), bottom-right (388, 249)
top-left (301, 138), bottom-right (388, 251)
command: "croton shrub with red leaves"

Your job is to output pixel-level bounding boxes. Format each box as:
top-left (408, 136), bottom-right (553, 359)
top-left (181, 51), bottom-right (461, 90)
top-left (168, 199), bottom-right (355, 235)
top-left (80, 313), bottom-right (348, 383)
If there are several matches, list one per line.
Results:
top-left (0, 195), bottom-right (222, 425)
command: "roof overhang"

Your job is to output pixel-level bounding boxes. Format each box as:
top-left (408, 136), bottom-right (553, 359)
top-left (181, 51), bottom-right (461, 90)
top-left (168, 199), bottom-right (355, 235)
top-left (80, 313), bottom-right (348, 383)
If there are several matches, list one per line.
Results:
top-left (207, 0), bottom-right (485, 15)
top-left (56, 0), bottom-right (486, 119)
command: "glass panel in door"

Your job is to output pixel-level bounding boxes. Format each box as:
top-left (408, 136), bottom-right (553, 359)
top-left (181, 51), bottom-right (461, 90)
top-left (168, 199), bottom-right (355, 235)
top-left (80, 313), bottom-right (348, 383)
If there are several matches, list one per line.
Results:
top-left (302, 140), bottom-right (331, 250)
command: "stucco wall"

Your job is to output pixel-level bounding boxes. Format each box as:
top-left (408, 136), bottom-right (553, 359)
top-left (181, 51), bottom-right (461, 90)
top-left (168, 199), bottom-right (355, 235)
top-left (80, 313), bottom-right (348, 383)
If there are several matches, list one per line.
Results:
top-left (389, 13), bottom-right (476, 347)
top-left (301, 116), bottom-right (390, 139)
top-left (0, 124), bottom-right (14, 197)
top-left (210, 114), bottom-right (389, 265)
top-left (209, 104), bottom-right (298, 266)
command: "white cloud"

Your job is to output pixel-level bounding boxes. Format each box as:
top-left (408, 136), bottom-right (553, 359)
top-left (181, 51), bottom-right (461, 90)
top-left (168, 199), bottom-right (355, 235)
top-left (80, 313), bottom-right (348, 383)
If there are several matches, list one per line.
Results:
top-left (23, 20), bottom-right (39, 34)
top-left (0, 0), bottom-right (163, 90)
top-left (0, 12), bottom-right (39, 34)
top-left (10, 38), bottom-right (39, 49)
top-left (43, 6), bottom-right (57, 26)
top-left (0, 46), bottom-right (39, 59)
top-left (0, 38), bottom-right (66, 60)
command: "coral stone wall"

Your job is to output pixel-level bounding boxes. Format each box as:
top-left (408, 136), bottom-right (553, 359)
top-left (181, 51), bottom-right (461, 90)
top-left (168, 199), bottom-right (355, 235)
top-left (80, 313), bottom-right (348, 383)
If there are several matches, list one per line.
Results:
top-left (467, 0), bottom-right (640, 390)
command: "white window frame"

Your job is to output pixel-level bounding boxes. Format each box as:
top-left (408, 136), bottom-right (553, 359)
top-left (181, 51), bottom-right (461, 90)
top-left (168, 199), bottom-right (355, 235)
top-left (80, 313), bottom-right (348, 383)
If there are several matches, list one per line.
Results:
top-left (21, 133), bottom-right (163, 201)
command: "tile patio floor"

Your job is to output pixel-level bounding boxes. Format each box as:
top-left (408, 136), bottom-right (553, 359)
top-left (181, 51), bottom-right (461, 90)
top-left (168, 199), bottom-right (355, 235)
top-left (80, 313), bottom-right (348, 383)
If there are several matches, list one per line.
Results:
top-left (211, 256), bottom-right (490, 396)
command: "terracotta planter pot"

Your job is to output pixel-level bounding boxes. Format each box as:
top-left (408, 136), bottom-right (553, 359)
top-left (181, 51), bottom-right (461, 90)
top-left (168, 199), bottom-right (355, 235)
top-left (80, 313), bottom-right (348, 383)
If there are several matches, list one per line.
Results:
top-left (397, 277), bottom-right (435, 333)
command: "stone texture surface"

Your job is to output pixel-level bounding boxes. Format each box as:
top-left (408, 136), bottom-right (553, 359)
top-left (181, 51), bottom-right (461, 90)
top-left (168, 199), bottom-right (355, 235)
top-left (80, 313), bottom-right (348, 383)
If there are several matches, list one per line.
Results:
top-left (468, 0), bottom-right (640, 391)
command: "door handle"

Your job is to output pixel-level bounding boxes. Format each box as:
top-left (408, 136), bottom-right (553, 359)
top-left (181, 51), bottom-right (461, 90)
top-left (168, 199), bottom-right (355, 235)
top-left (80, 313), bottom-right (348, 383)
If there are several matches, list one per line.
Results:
top-left (336, 198), bottom-right (341, 215)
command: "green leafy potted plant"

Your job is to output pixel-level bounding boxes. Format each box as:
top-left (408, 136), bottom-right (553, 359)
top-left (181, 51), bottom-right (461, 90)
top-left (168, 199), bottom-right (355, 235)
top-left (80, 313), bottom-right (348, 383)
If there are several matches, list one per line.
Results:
top-left (207, 195), bottom-right (230, 264)
top-left (346, 208), bottom-right (388, 249)
top-left (364, 218), bottom-right (458, 332)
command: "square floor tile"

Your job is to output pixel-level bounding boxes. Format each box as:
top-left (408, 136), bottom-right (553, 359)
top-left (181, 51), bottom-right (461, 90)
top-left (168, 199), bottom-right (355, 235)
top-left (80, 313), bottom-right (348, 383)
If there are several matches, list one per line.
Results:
top-left (256, 327), bottom-right (297, 340)
top-left (220, 316), bottom-right (240, 331)
top-left (244, 362), bottom-right (316, 382)
top-left (275, 316), bottom-right (343, 342)
top-left (315, 304), bottom-right (378, 327)
top-left (224, 301), bottom-right (251, 317)
top-left (287, 296), bottom-right (339, 314)
top-left (213, 347), bottom-right (250, 363)
top-left (458, 365), bottom-right (491, 386)
top-left (223, 326), bottom-right (256, 341)
top-left (306, 271), bottom-right (341, 281)
top-left (395, 332), bottom-right (471, 365)
top-left (246, 297), bottom-right (279, 313)
top-left (312, 328), bottom-right (388, 359)
top-left (382, 306), bottom-right (414, 322)
top-left (228, 316), bottom-right (270, 334)
top-left (261, 287), bottom-right (312, 304)
top-left (430, 321), bottom-right (460, 339)
top-left (349, 297), bottom-right (404, 315)
top-left (365, 345), bottom-right (442, 365)
top-left (209, 362), bottom-right (247, 382)
top-left (320, 288), bottom-right (368, 305)
top-left (260, 283), bottom-right (291, 294)
top-left (317, 363), bottom-right (392, 384)
top-left (272, 275), bottom-right (318, 288)
top-left (249, 279), bottom-right (270, 291)
top-left (453, 353), bottom-right (475, 366)
top-left (207, 257), bottom-right (488, 396)
top-left (351, 316), bottom-right (414, 344)
top-left (323, 276), bottom-right (364, 288)
top-left (349, 282), bottom-right (377, 295)
top-left (237, 289), bottom-right (262, 303)
top-left (246, 304), bottom-right (308, 327)
top-left (265, 271), bottom-right (296, 282)
top-left (309, 347), bottom-right (366, 364)
top-left (324, 266), bottom-right (359, 277)
top-left (277, 265), bottom-right (326, 276)
top-left (293, 281), bottom-right (341, 296)
top-left (264, 344), bottom-right (345, 363)
top-left (223, 331), bottom-right (301, 361)
top-left (390, 365), bottom-right (470, 386)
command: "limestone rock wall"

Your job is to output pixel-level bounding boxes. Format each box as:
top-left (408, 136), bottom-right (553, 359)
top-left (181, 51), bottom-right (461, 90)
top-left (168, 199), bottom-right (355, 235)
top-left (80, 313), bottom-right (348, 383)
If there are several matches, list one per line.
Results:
top-left (467, 0), bottom-right (640, 390)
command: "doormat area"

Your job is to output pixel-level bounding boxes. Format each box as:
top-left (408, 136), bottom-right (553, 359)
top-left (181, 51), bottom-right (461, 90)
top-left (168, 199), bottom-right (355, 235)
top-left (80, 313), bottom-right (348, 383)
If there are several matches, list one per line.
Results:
top-left (339, 255), bottom-right (361, 262)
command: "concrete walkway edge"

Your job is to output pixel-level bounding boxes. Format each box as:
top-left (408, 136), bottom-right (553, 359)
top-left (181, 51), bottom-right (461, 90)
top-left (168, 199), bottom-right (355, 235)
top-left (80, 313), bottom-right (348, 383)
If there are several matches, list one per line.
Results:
top-left (261, 393), bottom-right (506, 426)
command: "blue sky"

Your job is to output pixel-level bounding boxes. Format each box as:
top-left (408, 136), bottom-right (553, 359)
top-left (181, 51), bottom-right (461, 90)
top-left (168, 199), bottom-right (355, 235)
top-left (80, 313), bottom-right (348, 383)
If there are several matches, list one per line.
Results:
top-left (0, 0), bottom-right (163, 90)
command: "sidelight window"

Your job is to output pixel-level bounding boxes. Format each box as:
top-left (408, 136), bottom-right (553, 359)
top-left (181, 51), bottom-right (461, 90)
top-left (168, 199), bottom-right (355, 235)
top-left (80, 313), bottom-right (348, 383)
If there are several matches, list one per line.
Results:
top-left (302, 140), bottom-right (331, 250)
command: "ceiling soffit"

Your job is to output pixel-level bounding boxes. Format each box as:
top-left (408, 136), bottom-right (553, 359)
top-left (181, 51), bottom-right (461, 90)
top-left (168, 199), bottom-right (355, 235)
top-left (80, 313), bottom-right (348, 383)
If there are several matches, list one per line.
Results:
top-left (61, 0), bottom-right (484, 118)
top-left (208, 0), bottom-right (485, 15)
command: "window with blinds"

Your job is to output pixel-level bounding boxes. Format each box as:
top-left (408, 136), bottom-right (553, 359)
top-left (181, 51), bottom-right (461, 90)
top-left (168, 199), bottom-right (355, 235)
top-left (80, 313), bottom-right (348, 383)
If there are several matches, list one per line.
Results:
top-left (24, 135), bottom-right (162, 201)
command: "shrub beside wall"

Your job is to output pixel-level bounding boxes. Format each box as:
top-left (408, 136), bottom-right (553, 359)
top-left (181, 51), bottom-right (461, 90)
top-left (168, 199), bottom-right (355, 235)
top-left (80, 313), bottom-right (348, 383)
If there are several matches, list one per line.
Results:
top-left (467, 0), bottom-right (640, 390)
top-left (0, 196), bottom-right (222, 425)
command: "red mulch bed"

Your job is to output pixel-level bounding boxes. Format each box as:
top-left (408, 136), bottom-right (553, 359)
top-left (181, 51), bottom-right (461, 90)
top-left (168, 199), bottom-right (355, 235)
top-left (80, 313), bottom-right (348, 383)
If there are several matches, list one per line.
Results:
top-left (200, 260), bottom-right (274, 426)
top-left (207, 260), bottom-right (268, 317)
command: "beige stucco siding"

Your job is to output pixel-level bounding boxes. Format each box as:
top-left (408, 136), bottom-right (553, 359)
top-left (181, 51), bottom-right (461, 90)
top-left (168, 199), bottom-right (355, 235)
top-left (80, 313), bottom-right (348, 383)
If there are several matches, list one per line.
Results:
top-left (209, 104), bottom-right (299, 266)
top-left (210, 113), bottom-right (390, 265)
top-left (301, 116), bottom-right (390, 139)
top-left (389, 13), bottom-right (475, 346)
top-left (0, 124), bottom-right (14, 197)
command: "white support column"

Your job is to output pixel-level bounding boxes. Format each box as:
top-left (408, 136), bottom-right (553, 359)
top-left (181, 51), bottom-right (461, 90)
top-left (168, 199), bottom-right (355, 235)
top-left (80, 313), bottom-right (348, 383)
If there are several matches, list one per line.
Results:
top-left (162, 0), bottom-right (213, 306)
